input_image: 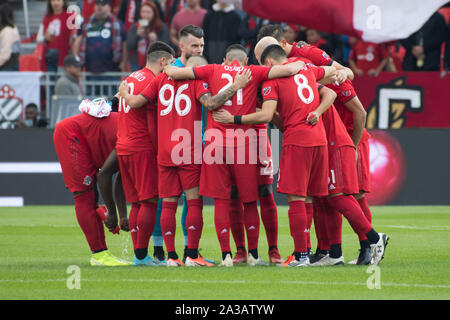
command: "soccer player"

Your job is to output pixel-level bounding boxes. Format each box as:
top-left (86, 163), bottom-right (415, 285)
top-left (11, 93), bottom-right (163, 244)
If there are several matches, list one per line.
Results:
top-left (165, 44), bottom-right (306, 267)
top-left (310, 85), bottom-right (389, 266)
top-left (119, 55), bottom-right (252, 266)
top-left (116, 41), bottom-right (176, 267)
top-left (257, 25), bottom-right (379, 264)
top-left (53, 102), bottom-right (129, 266)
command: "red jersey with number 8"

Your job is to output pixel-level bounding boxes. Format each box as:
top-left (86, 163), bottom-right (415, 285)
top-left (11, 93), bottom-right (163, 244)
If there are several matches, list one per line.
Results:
top-left (262, 63), bottom-right (327, 147)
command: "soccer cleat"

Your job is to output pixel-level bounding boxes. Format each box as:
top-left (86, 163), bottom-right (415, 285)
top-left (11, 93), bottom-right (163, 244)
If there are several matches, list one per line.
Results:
top-left (268, 248), bottom-right (284, 264)
top-left (309, 251), bottom-right (329, 265)
top-left (167, 258), bottom-right (184, 267)
top-left (313, 255), bottom-right (345, 266)
top-left (219, 254), bottom-right (233, 267)
top-left (90, 250), bottom-right (131, 267)
top-left (132, 255), bottom-right (165, 267)
top-left (153, 256), bottom-right (167, 264)
top-left (199, 250), bottom-right (216, 265)
top-left (348, 247), bottom-right (373, 265)
top-left (247, 253), bottom-right (269, 266)
top-left (371, 233), bottom-right (389, 265)
top-left (185, 256), bottom-right (215, 267)
top-left (280, 256), bottom-right (309, 267)
top-left (232, 248), bottom-right (247, 264)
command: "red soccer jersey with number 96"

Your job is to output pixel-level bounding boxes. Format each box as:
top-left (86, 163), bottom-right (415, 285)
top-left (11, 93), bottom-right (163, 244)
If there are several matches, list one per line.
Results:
top-left (262, 63), bottom-right (327, 147)
top-left (141, 73), bottom-right (211, 166)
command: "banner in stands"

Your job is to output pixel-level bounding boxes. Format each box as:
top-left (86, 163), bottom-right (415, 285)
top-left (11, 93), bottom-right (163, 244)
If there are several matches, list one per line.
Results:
top-left (0, 128), bottom-right (449, 206)
top-left (352, 72), bottom-right (450, 129)
top-left (0, 72), bottom-right (42, 129)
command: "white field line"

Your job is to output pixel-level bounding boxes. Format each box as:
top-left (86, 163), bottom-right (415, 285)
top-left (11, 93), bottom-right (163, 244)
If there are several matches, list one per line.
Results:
top-left (384, 225), bottom-right (450, 231)
top-left (0, 278), bottom-right (449, 289)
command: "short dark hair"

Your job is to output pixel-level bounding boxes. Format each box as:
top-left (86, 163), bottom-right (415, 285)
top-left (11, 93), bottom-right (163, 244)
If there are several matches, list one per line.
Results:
top-left (260, 44), bottom-right (287, 65)
top-left (179, 25), bottom-right (204, 39)
top-left (147, 41), bottom-right (175, 62)
top-left (257, 24), bottom-right (285, 42)
top-left (0, 4), bottom-right (15, 30)
top-left (225, 44), bottom-right (248, 55)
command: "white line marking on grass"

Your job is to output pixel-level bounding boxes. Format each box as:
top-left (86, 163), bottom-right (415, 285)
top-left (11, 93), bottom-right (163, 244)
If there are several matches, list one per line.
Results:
top-left (385, 225), bottom-right (450, 231)
top-left (1, 278), bottom-right (449, 289)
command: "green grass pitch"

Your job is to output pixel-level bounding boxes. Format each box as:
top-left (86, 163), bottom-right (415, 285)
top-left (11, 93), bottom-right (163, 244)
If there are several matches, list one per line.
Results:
top-left (0, 205), bottom-right (449, 300)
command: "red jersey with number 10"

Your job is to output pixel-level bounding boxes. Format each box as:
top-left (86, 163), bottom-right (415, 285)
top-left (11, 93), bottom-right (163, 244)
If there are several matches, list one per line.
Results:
top-left (262, 62), bottom-right (326, 147)
top-left (116, 67), bottom-right (157, 156)
top-left (140, 73), bottom-right (211, 166)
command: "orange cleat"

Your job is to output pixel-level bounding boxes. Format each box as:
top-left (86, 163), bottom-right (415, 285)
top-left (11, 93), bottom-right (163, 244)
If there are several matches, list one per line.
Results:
top-left (185, 256), bottom-right (215, 267)
top-left (167, 258), bottom-right (184, 267)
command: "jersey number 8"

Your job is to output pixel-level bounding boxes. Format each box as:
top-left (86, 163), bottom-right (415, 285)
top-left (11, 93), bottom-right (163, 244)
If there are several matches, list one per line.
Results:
top-left (294, 74), bottom-right (314, 104)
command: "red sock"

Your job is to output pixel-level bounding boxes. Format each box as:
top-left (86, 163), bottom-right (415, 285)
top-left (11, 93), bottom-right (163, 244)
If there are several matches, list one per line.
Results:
top-left (259, 194), bottom-right (278, 248)
top-left (214, 199), bottom-right (231, 253)
top-left (136, 201), bottom-right (157, 250)
top-left (229, 199), bottom-right (245, 249)
top-left (160, 201), bottom-right (178, 253)
top-left (74, 190), bottom-right (106, 253)
top-left (313, 198), bottom-right (330, 251)
top-left (327, 195), bottom-right (372, 238)
top-left (357, 196), bottom-right (372, 223)
top-left (129, 203), bottom-right (140, 250)
top-left (288, 200), bottom-right (307, 253)
top-left (305, 202), bottom-right (314, 249)
top-left (243, 201), bottom-right (260, 251)
top-left (325, 200), bottom-right (343, 246)
top-left (186, 199), bottom-right (203, 250)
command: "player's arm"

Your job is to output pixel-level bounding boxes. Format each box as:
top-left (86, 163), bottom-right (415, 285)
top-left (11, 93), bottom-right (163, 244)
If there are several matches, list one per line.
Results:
top-left (270, 111), bottom-right (285, 132)
top-left (118, 81), bottom-right (149, 108)
top-left (267, 60), bottom-right (305, 79)
top-left (213, 99), bottom-right (278, 125)
top-left (317, 66), bottom-right (338, 85)
top-left (164, 65), bottom-right (196, 80)
top-left (332, 60), bottom-right (355, 83)
top-left (199, 69), bottom-right (252, 111)
top-left (345, 96), bottom-right (366, 147)
top-left (97, 149), bottom-right (120, 232)
top-left (306, 85), bottom-right (337, 125)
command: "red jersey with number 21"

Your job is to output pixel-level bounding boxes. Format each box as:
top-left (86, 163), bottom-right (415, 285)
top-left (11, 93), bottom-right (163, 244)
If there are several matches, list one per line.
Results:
top-left (140, 73), bottom-right (211, 166)
top-left (262, 63), bottom-right (327, 147)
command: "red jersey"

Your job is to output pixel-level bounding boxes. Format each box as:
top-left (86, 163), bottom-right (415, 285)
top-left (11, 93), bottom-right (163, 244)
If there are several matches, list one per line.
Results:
top-left (319, 84), bottom-right (354, 149)
top-left (141, 73), bottom-right (211, 166)
top-left (349, 41), bottom-right (387, 73)
top-left (41, 11), bottom-right (74, 67)
top-left (116, 68), bottom-right (157, 156)
top-left (57, 112), bottom-right (118, 169)
top-left (262, 63), bottom-right (327, 147)
top-left (193, 61), bottom-right (271, 145)
top-left (288, 42), bottom-right (333, 66)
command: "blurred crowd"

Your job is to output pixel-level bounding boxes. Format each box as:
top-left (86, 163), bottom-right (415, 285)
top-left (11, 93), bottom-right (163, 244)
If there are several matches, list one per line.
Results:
top-left (1, 0), bottom-right (450, 76)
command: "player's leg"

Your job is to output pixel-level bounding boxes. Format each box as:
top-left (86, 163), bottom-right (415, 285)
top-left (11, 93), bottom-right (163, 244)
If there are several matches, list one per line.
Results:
top-left (180, 192), bottom-right (189, 262)
top-left (128, 202), bottom-right (140, 249)
top-left (229, 187), bottom-right (247, 264)
top-left (152, 198), bottom-right (165, 262)
top-left (309, 197), bottom-right (331, 264)
top-left (305, 196), bottom-right (314, 256)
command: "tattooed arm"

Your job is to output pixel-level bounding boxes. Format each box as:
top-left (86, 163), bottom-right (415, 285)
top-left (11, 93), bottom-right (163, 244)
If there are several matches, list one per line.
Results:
top-left (198, 69), bottom-right (252, 111)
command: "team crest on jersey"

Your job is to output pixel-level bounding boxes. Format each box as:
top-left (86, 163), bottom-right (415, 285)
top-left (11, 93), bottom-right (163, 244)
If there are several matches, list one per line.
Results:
top-left (296, 41), bottom-right (308, 48)
top-left (263, 87), bottom-right (271, 96)
top-left (343, 90), bottom-right (352, 97)
top-left (203, 83), bottom-right (209, 90)
top-left (322, 52), bottom-right (329, 59)
top-left (83, 176), bottom-right (92, 186)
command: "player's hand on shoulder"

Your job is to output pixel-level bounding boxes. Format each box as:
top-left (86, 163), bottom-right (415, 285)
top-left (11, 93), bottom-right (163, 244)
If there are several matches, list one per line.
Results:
top-left (212, 109), bottom-right (234, 124)
top-left (233, 69), bottom-right (252, 90)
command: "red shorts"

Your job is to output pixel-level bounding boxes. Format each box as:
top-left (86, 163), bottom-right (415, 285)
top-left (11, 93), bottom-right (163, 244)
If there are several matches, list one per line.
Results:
top-left (118, 150), bottom-right (158, 203)
top-left (328, 146), bottom-right (359, 195)
top-left (53, 127), bottom-right (96, 193)
top-left (277, 145), bottom-right (328, 197)
top-left (257, 130), bottom-right (274, 186)
top-left (158, 164), bottom-right (201, 198)
top-left (199, 145), bottom-right (258, 203)
top-left (357, 139), bottom-right (371, 192)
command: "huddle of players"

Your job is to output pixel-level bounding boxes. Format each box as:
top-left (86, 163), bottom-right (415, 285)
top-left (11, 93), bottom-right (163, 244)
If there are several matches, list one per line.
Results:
top-left (54, 23), bottom-right (389, 267)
